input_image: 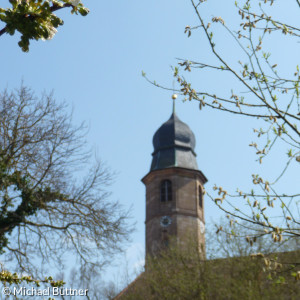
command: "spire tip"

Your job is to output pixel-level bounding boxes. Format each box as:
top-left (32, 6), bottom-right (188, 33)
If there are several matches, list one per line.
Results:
top-left (171, 94), bottom-right (177, 114)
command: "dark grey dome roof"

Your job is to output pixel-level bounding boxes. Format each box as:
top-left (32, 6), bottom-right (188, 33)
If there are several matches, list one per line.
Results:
top-left (153, 113), bottom-right (196, 152)
top-left (150, 113), bottom-right (198, 171)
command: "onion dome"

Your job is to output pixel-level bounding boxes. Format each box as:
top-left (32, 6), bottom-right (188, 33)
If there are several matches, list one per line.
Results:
top-left (150, 112), bottom-right (198, 171)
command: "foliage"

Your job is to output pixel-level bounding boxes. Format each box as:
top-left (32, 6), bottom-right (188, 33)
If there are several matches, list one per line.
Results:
top-left (0, 0), bottom-right (89, 51)
top-left (119, 239), bottom-right (300, 300)
top-left (0, 262), bottom-right (65, 300)
top-left (0, 85), bottom-right (131, 278)
top-left (206, 218), bottom-right (300, 260)
top-left (145, 0), bottom-right (300, 257)
top-left (65, 265), bottom-right (120, 300)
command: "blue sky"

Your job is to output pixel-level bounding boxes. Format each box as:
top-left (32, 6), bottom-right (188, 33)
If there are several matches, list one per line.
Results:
top-left (1, 0), bottom-right (299, 289)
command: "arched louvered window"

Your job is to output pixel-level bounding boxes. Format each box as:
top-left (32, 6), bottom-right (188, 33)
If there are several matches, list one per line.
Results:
top-left (161, 180), bottom-right (172, 202)
top-left (199, 185), bottom-right (203, 208)
top-left (162, 229), bottom-right (169, 248)
top-left (163, 237), bottom-right (169, 247)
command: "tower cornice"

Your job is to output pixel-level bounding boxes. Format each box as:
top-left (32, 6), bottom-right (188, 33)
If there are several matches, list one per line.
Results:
top-left (141, 166), bottom-right (208, 186)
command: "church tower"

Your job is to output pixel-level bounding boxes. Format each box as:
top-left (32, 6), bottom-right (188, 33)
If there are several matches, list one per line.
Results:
top-left (142, 105), bottom-right (208, 257)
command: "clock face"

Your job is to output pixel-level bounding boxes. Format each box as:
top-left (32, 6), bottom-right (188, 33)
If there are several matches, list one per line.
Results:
top-left (160, 216), bottom-right (172, 227)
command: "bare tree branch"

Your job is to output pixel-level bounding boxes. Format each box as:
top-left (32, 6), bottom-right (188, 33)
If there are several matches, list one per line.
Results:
top-left (0, 85), bottom-right (132, 277)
